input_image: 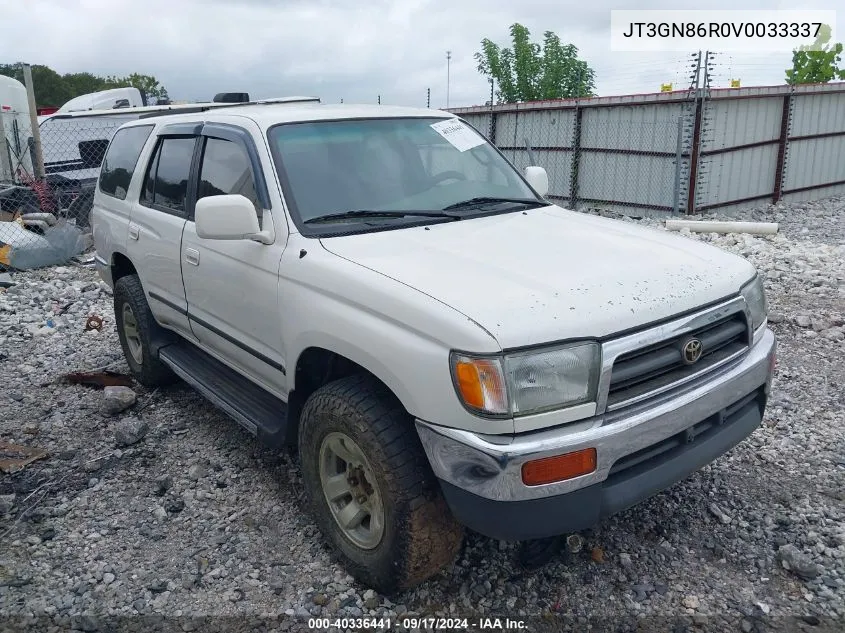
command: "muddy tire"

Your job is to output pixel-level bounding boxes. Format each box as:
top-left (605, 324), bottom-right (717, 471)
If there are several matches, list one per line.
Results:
top-left (114, 274), bottom-right (177, 387)
top-left (299, 374), bottom-right (464, 593)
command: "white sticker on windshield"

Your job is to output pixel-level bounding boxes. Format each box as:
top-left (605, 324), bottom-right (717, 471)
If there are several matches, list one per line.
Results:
top-left (430, 119), bottom-right (485, 152)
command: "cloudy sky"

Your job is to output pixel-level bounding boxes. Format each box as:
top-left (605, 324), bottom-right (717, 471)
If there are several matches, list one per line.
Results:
top-left (2, 0), bottom-right (842, 108)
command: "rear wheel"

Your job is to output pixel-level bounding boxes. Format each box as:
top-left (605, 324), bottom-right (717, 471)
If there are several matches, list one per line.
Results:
top-left (114, 274), bottom-right (178, 387)
top-left (299, 374), bottom-right (464, 593)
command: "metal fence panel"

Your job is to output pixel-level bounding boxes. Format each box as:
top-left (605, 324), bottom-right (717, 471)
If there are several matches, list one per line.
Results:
top-left (790, 92), bottom-right (845, 136)
top-left (695, 145), bottom-right (779, 211)
top-left (783, 135), bottom-right (845, 193)
top-left (703, 97), bottom-right (782, 150)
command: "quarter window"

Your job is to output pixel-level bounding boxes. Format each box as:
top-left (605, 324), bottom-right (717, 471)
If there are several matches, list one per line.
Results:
top-left (98, 125), bottom-right (154, 200)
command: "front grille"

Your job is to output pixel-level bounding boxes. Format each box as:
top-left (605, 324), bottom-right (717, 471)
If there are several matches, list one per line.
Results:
top-left (607, 312), bottom-right (748, 408)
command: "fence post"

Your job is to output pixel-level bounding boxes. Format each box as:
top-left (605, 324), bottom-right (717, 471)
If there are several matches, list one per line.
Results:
top-left (0, 111), bottom-right (12, 182)
top-left (772, 92), bottom-right (792, 203)
top-left (22, 63), bottom-right (45, 180)
top-left (568, 104), bottom-right (583, 210)
top-left (672, 114), bottom-right (684, 214)
top-left (685, 94), bottom-right (704, 214)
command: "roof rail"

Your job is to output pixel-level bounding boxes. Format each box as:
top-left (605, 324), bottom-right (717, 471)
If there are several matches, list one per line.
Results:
top-left (137, 96), bottom-right (320, 120)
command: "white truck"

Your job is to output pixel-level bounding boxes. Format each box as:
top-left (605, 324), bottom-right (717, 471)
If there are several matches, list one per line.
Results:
top-left (91, 101), bottom-right (776, 592)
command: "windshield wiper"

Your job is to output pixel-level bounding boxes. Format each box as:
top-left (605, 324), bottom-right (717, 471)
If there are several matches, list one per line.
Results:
top-left (442, 196), bottom-right (546, 211)
top-left (304, 210), bottom-right (458, 224)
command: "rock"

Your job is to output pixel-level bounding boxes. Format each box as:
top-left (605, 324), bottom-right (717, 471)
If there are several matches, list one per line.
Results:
top-left (364, 596), bottom-right (380, 610)
top-left (82, 460), bottom-right (101, 473)
top-left (147, 579), bottom-right (168, 593)
top-left (114, 417), bottom-right (148, 446)
top-left (312, 593), bottom-right (328, 606)
top-left (187, 463), bottom-right (207, 481)
top-left (363, 589), bottom-right (377, 601)
top-left (164, 497), bottom-right (185, 514)
top-left (181, 573), bottom-right (197, 589)
top-left (102, 572), bottom-right (115, 585)
top-left (709, 502), bottom-right (732, 524)
top-left (102, 386), bottom-right (136, 414)
top-left (154, 475), bottom-right (172, 496)
top-left (0, 494), bottom-right (15, 514)
top-left (591, 547), bottom-right (604, 563)
top-left (682, 595), bottom-right (700, 609)
top-left (794, 315), bottom-right (811, 327)
top-left (822, 327), bottom-right (844, 341)
top-left (778, 544), bottom-right (821, 579)
top-left (767, 311), bottom-right (785, 324)
top-left (152, 506), bottom-right (167, 521)
top-left (619, 552), bottom-right (633, 568)
top-left (810, 317), bottom-right (831, 332)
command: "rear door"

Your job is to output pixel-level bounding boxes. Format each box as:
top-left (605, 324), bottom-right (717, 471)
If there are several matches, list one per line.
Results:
top-left (126, 123), bottom-right (201, 336)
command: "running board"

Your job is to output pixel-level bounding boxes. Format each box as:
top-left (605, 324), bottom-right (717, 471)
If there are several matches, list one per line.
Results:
top-left (159, 342), bottom-right (288, 446)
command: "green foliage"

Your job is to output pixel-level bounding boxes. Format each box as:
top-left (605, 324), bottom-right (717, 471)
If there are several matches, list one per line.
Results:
top-left (104, 73), bottom-right (169, 101)
top-left (475, 23), bottom-right (595, 103)
top-left (785, 24), bottom-right (845, 85)
top-left (0, 62), bottom-right (169, 106)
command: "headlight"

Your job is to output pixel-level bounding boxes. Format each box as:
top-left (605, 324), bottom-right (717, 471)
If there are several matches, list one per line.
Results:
top-left (740, 275), bottom-right (768, 332)
top-left (451, 342), bottom-right (600, 417)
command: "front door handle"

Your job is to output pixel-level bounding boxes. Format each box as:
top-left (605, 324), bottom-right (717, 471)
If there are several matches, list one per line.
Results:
top-left (184, 248), bottom-right (200, 266)
top-left (128, 224), bottom-right (140, 240)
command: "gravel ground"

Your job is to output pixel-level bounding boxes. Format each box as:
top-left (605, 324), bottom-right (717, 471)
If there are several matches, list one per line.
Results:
top-left (0, 196), bottom-right (843, 632)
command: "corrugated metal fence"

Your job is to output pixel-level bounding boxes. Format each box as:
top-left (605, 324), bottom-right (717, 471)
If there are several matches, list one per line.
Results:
top-left (450, 82), bottom-right (845, 216)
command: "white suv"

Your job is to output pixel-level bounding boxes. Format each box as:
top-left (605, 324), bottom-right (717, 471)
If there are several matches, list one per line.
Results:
top-left (92, 100), bottom-right (776, 592)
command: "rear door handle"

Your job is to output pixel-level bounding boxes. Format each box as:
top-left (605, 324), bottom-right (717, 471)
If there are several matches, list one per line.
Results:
top-left (184, 248), bottom-right (200, 266)
top-left (128, 224), bottom-right (140, 240)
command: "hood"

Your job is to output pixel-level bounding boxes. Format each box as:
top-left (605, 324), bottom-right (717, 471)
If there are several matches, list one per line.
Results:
top-left (320, 205), bottom-right (757, 349)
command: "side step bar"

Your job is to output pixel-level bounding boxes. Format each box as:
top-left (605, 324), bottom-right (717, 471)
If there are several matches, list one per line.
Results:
top-left (159, 342), bottom-right (288, 446)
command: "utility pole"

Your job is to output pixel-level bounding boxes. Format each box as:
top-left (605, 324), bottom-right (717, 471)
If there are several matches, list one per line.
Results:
top-left (426, 88), bottom-right (430, 108)
top-left (378, 95), bottom-right (381, 104)
top-left (446, 50), bottom-right (452, 109)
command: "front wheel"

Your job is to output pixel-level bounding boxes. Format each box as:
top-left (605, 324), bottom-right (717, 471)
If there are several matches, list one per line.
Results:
top-left (299, 375), bottom-right (464, 593)
top-left (113, 275), bottom-right (178, 387)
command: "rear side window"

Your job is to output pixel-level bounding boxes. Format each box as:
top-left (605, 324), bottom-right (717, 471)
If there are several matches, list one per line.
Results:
top-left (198, 137), bottom-right (260, 212)
top-left (140, 137), bottom-right (197, 215)
top-left (98, 125), bottom-right (154, 200)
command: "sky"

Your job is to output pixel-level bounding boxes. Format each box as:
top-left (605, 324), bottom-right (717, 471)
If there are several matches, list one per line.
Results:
top-left (1, 0), bottom-right (842, 108)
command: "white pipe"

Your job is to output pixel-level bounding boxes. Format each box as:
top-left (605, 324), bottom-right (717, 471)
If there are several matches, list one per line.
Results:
top-left (665, 219), bottom-right (779, 235)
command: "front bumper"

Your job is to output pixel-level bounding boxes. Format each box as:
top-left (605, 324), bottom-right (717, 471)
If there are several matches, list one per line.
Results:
top-left (416, 328), bottom-right (776, 541)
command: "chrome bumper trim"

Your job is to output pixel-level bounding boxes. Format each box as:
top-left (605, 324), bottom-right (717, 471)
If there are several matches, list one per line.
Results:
top-left (417, 328), bottom-right (775, 502)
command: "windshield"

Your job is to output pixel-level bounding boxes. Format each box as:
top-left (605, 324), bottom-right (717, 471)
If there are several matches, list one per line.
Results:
top-left (267, 117), bottom-right (541, 232)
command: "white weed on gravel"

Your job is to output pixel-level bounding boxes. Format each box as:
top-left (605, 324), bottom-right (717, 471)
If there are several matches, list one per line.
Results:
top-left (0, 197), bottom-right (843, 631)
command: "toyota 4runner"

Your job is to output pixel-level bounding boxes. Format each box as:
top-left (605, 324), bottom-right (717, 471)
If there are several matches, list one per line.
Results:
top-left (91, 99), bottom-right (776, 592)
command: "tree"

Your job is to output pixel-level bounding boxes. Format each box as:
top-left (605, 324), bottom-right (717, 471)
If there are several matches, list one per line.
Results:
top-left (785, 24), bottom-right (845, 85)
top-left (475, 24), bottom-right (595, 103)
top-left (0, 63), bottom-right (72, 106)
top-left (0, 62), bottom-right (170, 106)
top-left (105, 73), bottom-right (169, 102)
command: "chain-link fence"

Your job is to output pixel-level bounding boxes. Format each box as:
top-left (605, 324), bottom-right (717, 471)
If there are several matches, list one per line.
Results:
top-left (0, 110), bottom-right (137, 269)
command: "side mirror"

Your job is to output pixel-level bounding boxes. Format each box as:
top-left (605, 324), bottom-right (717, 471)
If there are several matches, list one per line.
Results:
top-left (195, 194), bottom-right (262, 241)
top-left (524, 166), bottom-right (549, 197)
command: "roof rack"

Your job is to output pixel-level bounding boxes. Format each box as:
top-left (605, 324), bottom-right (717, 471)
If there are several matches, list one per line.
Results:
top-left (137, 96), bottom-right (320, 120)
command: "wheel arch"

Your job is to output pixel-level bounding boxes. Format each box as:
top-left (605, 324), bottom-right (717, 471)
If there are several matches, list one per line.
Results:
top-left (285, 338), bottom-right (417, 445)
